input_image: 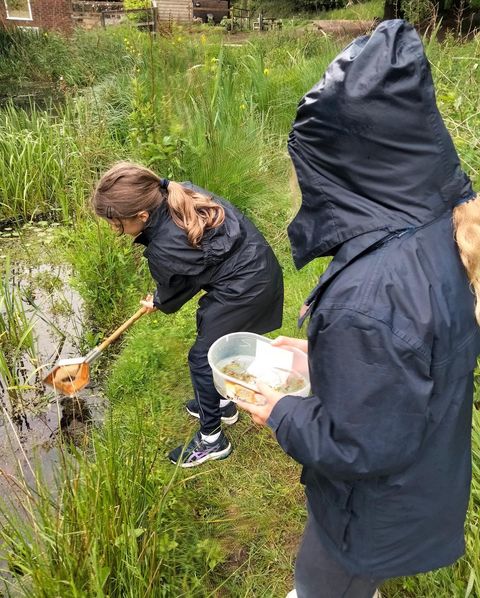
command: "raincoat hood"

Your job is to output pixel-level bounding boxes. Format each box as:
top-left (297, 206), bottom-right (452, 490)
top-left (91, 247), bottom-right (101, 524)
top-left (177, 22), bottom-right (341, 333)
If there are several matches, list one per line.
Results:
top-left (288, 19), bottom-right (474, 269)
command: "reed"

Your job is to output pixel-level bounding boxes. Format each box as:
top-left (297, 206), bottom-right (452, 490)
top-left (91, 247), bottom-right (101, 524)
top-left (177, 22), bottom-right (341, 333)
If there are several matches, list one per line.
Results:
top-left (0, 258), bottom-right (38, 410)
top-left (0, 408), bottom-right (223, 597)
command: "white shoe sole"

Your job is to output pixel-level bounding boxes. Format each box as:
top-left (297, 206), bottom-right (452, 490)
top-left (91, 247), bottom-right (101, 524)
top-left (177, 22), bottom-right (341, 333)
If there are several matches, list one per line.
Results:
top-left (186, 406), bottom-right (239, 425)
top-left (171, 442), bottom-right (232, 468)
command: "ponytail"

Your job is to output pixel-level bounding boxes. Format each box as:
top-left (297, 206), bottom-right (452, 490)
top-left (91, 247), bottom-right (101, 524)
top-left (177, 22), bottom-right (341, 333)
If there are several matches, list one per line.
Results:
top-left (92, 162), bottom-right (225, 248)
top-left (166, 181), bottom-right (225, 248)
top-left (453, 193), bottom-right (480, 324)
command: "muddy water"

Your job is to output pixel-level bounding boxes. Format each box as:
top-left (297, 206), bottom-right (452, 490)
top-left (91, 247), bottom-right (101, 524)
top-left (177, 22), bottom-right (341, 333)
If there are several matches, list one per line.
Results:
top-left (0, 231), bottom-right (107, 519)
top-left (0, 81), bottom-right (64, 111)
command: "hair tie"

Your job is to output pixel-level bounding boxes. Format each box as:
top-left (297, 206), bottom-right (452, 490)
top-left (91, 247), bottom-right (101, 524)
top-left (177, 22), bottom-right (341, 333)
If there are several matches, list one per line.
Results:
top-left (106, 205), bottom-right (113, 219)
top-left (160, 178), bottom-right (170, 190)
top-left (455, 191), bottom-right (476, 207)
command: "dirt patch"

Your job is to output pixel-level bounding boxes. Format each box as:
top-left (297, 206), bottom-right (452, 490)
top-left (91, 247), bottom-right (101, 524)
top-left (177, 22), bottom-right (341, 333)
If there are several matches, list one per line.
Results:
top-left (311, 19), bottom-right (376, 37)
top-left (223, 20), bottom-right (377, 45)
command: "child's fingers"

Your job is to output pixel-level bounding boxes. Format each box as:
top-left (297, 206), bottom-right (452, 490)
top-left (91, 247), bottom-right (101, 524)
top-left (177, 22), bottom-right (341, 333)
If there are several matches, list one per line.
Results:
top-left (271, 336), bottom-right (308, 353)
top-left (140, 299), bottom-right (156, 312)
top-left (256, 381), bottom-right (272, 396)
top-left (235, 398), bottom-right (261, 414)
top-left (237, 401), bottom-right (266, 426)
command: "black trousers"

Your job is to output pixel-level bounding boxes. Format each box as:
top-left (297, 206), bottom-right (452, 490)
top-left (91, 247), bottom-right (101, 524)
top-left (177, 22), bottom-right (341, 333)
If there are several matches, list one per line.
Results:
top-left (188, 334), bottom-right (225, 434)
top-left (189, 289), bottom-right (283, 434)
top-left (295, 516), bottom-right (383, 598)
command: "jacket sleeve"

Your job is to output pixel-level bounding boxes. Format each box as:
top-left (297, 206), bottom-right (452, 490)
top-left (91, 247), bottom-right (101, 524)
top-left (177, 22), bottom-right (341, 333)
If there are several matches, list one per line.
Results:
top-left (152, 276), bottom-right (201, 314)
top-left (267, 308), bottom-right (433, 480)
top-left (148, 261), bottom-right (203, 314)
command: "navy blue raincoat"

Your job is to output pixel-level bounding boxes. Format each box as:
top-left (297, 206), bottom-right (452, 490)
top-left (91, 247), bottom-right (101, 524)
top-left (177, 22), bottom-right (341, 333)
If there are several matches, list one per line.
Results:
top-left (268, 20), bottom-right (479, 578)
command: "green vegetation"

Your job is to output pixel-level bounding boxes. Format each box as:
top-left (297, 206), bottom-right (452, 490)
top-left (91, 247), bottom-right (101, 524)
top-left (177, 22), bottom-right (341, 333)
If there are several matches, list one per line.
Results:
top-left (0, 27), bottom-right (133, 87)
top-left (320, 0), bottom-right (384, 20)
top-left (0, 258), bottom-right (37, 406)
top-left (0, 19), bottom-right (479, 597)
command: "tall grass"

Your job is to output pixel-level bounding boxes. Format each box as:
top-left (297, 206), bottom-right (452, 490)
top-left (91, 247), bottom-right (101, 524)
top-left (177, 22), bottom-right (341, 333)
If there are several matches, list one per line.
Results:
top-left (63, 219), bottom-right (151, 330)
top-left (0, 413), bottom-right (225, 597)
top-left (0, 26), bottom-right (135, 87)
top-left (0, 104), bottom-right (77, 222)
top-left (0, 258), bottom-right (38, 407)
top-left (321, 0), bottom-right (384, 20)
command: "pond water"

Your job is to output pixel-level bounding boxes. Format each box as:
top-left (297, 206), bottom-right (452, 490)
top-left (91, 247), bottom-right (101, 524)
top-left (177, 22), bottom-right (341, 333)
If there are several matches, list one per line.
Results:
top-left (0, 81), bottom-right (64, 111)
top-left (0, 227), bottom-right (107, 532)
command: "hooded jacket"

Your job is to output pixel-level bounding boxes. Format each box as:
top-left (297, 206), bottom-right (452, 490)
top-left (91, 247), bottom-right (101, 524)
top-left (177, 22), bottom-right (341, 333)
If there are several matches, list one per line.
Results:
top-left (268, 20), bottom-right (479, 578)
top-left (134, 183), bottom-right (283, 337)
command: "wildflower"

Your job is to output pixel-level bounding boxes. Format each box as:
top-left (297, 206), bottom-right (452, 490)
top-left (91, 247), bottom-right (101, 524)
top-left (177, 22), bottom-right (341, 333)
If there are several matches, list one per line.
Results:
top-left (263, 68), bottom-right (270, 76)
top-left (240, 103), bottom-right (246, 110)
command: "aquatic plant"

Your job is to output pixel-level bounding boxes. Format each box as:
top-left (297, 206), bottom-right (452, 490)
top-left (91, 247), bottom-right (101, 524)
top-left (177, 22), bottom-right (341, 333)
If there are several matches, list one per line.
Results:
top-left (0, 258), bottom-right (39, 409)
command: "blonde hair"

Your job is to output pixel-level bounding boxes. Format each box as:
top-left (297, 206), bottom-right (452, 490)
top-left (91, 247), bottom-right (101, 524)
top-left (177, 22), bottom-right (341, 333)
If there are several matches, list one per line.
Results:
top-left (453, 193), bottom-right (480, 324)
top-left (91, 162), bottom-right (225, 248)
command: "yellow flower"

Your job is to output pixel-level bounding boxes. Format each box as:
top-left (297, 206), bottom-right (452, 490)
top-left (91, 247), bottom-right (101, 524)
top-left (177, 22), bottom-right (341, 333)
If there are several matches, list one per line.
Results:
top-left (240, 103), bottom-right (246, 110)
top-left (263, 68), bottom-right (270, 76)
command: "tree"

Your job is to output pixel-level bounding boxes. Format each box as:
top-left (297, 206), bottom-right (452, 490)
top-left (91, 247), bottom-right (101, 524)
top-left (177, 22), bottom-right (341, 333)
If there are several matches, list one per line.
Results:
top-left (384, 0), bottom-right (480, 26)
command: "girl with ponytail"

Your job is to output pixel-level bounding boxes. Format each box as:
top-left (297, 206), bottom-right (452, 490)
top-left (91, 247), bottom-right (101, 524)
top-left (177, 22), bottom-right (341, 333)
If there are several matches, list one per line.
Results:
top-left (92, 162), bottom-right (283, 467)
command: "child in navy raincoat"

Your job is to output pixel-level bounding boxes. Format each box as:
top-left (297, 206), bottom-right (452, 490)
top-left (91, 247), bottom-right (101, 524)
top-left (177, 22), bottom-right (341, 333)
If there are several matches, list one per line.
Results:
top-left (238, 20), bottom-right (479, 597)
top-left (92, 162), bottom-right (283, 467)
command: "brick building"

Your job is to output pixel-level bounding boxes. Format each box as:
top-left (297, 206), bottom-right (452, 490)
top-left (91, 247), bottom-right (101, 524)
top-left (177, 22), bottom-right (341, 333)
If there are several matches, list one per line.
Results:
top-left (0, 0), bottom-right (73, 32)
top-left (0, 0), bottom-right (230, 33)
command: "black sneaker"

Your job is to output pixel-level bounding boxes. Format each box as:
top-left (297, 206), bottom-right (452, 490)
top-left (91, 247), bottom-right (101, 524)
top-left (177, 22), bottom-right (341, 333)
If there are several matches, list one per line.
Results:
top-left (186, 399), bottom-right (239, 425)
top-left (168, 431), bottom-right (232, 468)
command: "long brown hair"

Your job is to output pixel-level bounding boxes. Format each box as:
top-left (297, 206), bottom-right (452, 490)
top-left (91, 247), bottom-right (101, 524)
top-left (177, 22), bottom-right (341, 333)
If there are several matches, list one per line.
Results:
top-left (453, 193), bottom-right (480, 324)
top-left (91, 162), bottom-right (225, 247)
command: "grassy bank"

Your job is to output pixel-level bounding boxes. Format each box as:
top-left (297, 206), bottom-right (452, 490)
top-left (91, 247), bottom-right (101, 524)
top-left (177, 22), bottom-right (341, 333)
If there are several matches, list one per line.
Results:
top-left (0, 21), bottom-right (479, 597)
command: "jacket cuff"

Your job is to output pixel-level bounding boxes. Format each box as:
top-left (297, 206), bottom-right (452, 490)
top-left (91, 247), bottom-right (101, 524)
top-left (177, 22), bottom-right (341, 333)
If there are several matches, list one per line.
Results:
top-left (153, 290), bottom-right (162, 309)
top-left (267, 395), bottom-right (302, 433)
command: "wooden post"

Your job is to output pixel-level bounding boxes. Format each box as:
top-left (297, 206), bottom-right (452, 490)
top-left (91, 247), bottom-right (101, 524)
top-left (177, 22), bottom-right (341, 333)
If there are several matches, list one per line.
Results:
top-left (152, 5), bottom-right (157, 32)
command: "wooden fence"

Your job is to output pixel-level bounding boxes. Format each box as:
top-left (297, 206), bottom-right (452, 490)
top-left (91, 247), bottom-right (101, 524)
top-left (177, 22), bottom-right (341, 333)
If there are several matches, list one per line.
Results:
top-left (72, 1), bottom-right (157, 30)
